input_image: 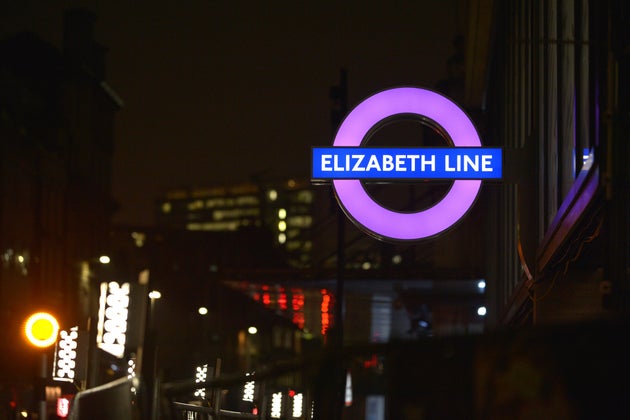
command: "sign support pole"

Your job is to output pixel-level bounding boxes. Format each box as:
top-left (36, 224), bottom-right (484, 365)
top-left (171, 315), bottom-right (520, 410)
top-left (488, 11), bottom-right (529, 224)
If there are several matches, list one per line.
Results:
top-left (333, 68), bottom-right (347, 420)
top-left (39, 352), bottom-right (47, 420)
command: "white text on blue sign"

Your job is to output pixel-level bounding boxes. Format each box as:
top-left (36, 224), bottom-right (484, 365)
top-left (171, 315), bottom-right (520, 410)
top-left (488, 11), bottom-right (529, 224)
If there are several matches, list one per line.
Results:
top-left (312, 147), bottom-right (503, 180)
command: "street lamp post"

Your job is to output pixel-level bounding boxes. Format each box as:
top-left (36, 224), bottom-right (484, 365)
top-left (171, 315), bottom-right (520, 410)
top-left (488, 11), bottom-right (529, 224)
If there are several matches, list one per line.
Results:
top-left (24, 311), bottom-right (60, 420)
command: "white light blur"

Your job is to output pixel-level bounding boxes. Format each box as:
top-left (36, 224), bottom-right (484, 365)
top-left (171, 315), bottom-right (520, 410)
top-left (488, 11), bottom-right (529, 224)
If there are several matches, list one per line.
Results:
top-left (242, 375), bottom-right (255, 402)
top-left (149, 290), bottom-right (161, 300)
top-left (268, 190), bottom-right (278, 201)
top-left (344, 371), bottom-right (353, 407)
top-left (99, 255), bottom-right (110, 264)
top-left (477, 280), bottom-right (486, 290)
top-left (194, 364), bottom-right (208, 398)
top-left (271, 392), bottom-right (283, 418)
top-left (248, 326), bottom-right (258, 335)
top-left (198, 307), bottom-right (208, 315)
top-left (278, 233), bottom-right (287, 244)
top-left (278, 221), bottom-right (287, 232)
top-left (292, 393), bottom-right (304, 418)
top-left (278, 208), bottom-right (287, 219)
top-left (477, 306), bottom-right (487, 316)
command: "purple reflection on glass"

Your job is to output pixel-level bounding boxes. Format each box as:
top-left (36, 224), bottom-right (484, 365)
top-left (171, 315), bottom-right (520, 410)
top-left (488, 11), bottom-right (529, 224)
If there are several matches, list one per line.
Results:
top-left (332, 87), bottom-right (482, 241)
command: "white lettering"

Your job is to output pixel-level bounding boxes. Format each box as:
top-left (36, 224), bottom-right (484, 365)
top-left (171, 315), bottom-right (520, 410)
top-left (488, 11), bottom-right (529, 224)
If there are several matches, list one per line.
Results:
top-left (395, 155), bottom-right (406, 171)
top-left (463, 155), bottom-right (479, 172)
top-left (333, 154), bottom-right (344, 171)
top-left (421, 155), bottom-right (436, 172)
top-left (321, 155), bottom-right (332, 171)
top-left (352, 155), bottom-right (365, 171)
top-left (407, 155), bottom-right (419, 171)
top-left (482, 155), bottom-right (492, 171)
top-left (366, 155), bottom-right (381, 171)
top-left (382, 155), bottom-right (394, 171)
top-left (444, 155), bottom-right (456, 171)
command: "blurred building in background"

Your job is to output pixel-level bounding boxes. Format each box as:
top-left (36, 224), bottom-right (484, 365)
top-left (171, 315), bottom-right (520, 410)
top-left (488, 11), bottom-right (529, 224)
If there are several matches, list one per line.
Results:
top-left (155, 178), bottom-right (319, 268)
top-left (0, 8), bottom-right (120, 416)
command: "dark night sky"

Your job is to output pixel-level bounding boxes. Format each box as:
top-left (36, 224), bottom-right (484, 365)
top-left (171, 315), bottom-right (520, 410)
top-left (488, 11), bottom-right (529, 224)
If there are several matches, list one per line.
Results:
top-left (2, 1), bottom-right (463, 226)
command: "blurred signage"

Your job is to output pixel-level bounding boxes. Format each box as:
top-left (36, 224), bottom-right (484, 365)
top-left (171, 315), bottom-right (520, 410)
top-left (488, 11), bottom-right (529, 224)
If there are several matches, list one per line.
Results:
top-left (57, 395), bottom-right (73, 418)
top-left (53, 327), bottom-right (87, 383)
top-left (312, 87), bottom-right (502, 241)
top-left (96, 281), bottom-right (130, 358)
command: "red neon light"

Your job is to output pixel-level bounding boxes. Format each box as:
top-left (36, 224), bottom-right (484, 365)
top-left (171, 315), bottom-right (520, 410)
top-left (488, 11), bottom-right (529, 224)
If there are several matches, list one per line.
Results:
top-left (278, 292), bottom-right (288, 310)
top-left (262, 293), bottom-right (271, 306)
top-left (363, 354), bottom-right (378, 369)
top-left (321, 291), bottom-right (331, 335)
top-left (57, 396), bottom-right (72, 418)
top-left (291, 289), bottom-right (305, 328)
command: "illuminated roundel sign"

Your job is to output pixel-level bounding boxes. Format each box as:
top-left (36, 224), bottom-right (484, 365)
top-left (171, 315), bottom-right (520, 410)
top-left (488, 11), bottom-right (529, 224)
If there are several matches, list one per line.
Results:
top-left (312, 87), bottom-right (502, 241)
top-left (24, 311), bottom-right (60, 348)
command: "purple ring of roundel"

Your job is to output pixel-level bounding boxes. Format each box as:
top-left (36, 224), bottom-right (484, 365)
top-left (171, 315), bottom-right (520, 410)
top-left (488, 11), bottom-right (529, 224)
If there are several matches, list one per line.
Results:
top-left (332, 87), bottom-right (482, 241)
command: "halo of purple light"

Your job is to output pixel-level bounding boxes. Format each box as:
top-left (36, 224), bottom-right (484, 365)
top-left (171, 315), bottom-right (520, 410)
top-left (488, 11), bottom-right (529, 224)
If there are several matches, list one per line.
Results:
top-left (332, 87), bottom-right (482, 241)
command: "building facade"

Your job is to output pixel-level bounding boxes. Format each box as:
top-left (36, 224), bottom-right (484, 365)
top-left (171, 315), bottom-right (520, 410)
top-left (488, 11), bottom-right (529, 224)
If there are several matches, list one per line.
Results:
top-left (464, 0), bottom-right (629, 325)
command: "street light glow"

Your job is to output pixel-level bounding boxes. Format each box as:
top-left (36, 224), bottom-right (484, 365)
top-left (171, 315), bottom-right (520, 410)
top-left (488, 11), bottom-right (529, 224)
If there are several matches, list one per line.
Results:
top-left (24, 312), bottom-right (59, 348)
top-left (99, 255), bottom-right (110, 264)
top-left (149, 290), bottom-right (161, 299)
top-left (198, 307), bottom-right (208, 315)
top-left (248, 326), bottom-right (258, 335)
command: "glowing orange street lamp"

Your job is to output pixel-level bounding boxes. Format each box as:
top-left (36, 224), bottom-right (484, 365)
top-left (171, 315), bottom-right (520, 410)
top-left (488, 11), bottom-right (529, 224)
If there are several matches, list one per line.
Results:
top-left (24, 311), bottom-right (60, 420)
top-left (24, 311), bottom-right (60, 348)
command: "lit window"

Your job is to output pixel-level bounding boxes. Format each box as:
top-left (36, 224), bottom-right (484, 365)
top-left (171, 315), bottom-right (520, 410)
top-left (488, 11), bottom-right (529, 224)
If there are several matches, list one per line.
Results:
top-left (278, 221), bottom-right (287, 232)
top-left (161, 202), bottom-right (172, 213)
top-left (278, 233), bottom-right (287, 244)
top-left (187, 200), bottom-right (204, 211)
top-left (131, 232), bottom-right (145, 247)
top-left (297, 190), bottom-right (313, 204)
top-left (278, 208), bottom-right (287, 219)
top-left (268, 190), bottom-right (278, 201)
top-left (288, 215), bottom-right (312, 227)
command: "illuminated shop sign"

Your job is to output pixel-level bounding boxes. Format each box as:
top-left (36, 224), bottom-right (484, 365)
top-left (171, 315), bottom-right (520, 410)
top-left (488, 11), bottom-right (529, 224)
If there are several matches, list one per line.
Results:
top-left (96, 281), bottom-right (130, 358)
top-left (312, 86), bottom-right (502, 241)
top-left (53, 327), bottom-right (87, 383)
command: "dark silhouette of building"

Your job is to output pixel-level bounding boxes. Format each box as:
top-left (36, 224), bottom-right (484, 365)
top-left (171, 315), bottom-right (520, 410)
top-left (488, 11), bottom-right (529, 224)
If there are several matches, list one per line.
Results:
top-left (0, 8), bottom-right (121, 415)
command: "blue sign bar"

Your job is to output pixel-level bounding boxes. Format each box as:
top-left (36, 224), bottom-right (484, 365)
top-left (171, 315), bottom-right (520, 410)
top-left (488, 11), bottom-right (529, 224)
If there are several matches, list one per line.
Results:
top-left (312, 147), bottom-right (503, 180)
